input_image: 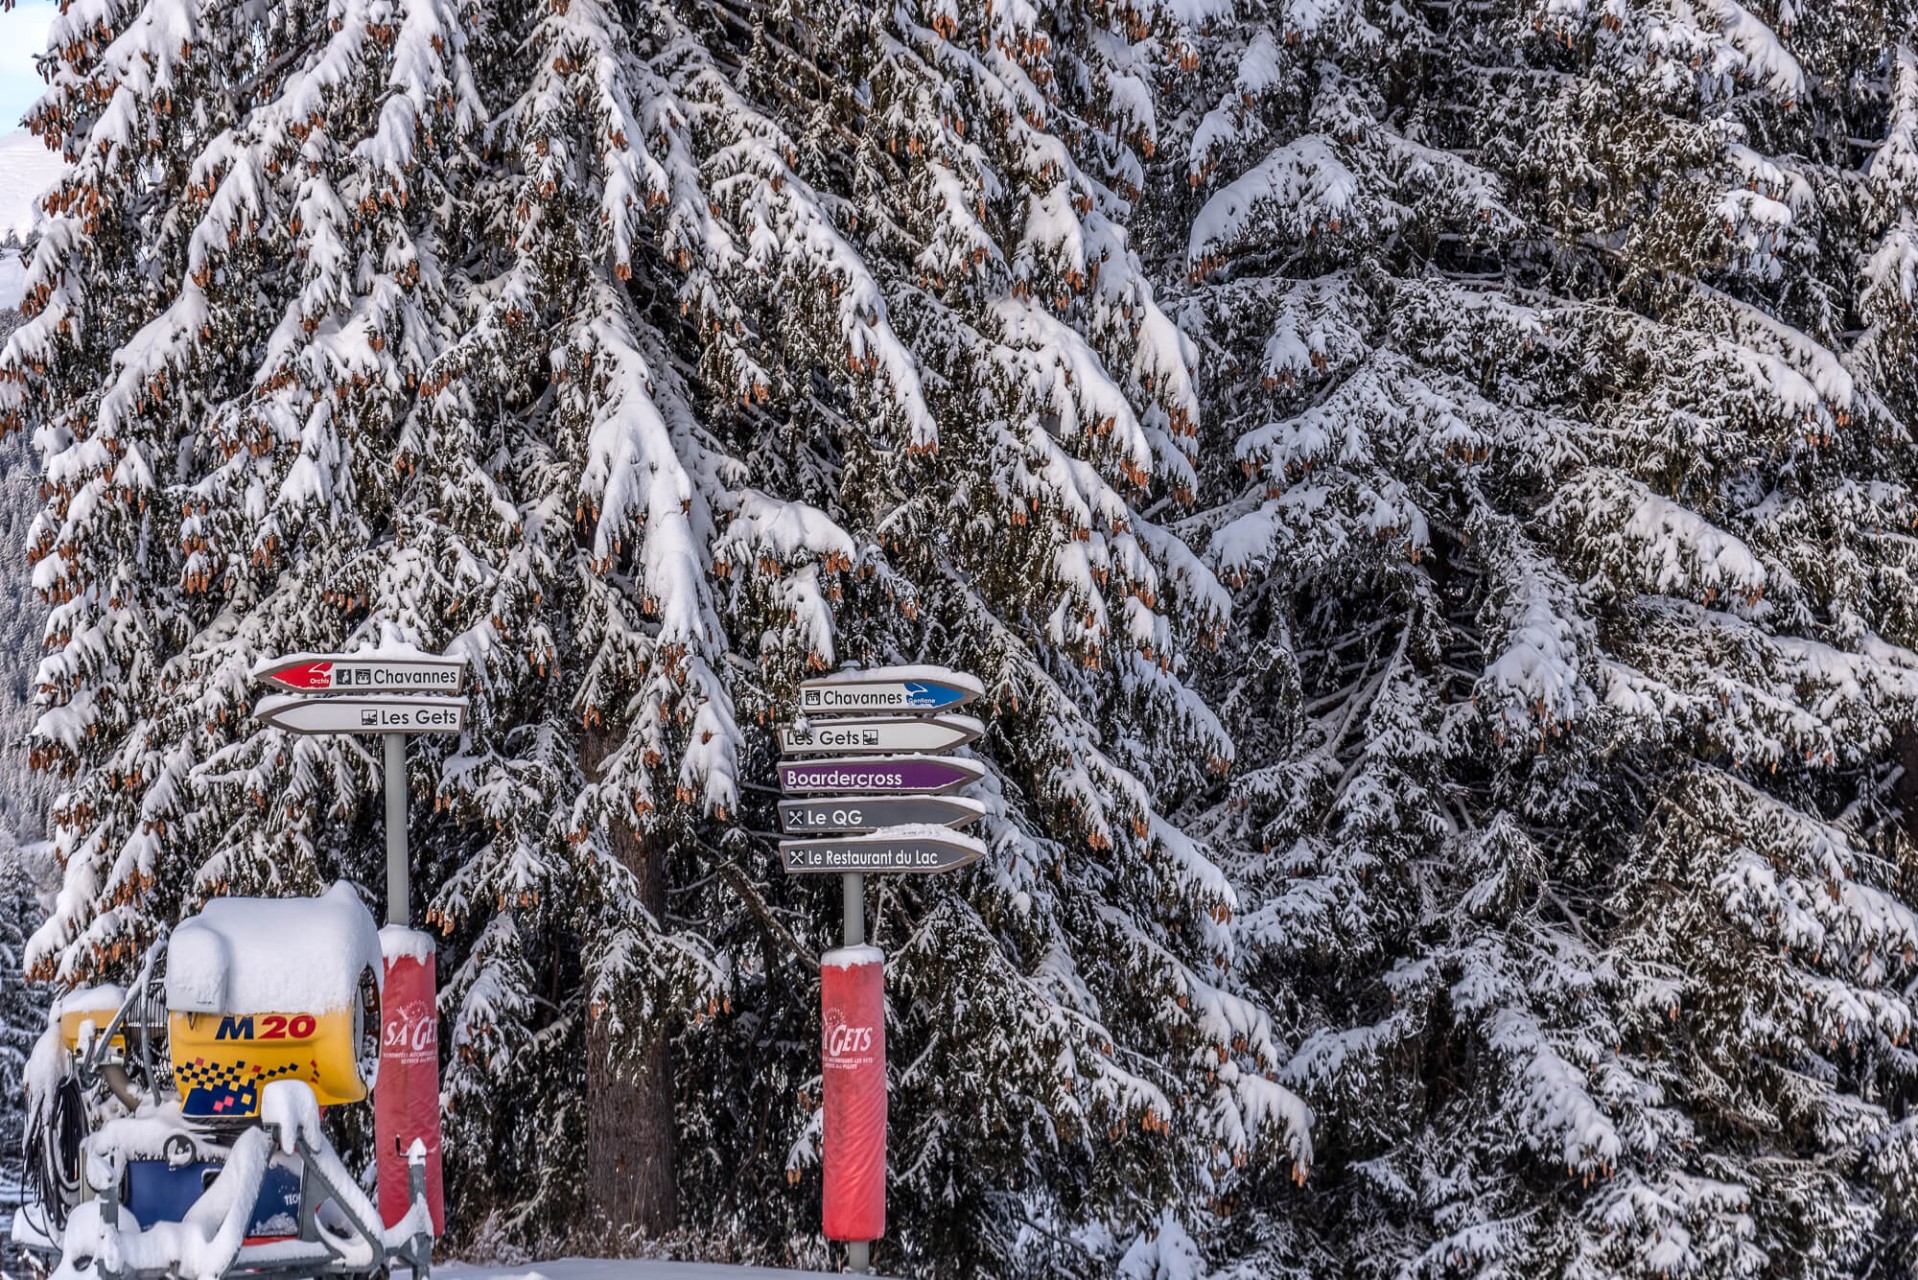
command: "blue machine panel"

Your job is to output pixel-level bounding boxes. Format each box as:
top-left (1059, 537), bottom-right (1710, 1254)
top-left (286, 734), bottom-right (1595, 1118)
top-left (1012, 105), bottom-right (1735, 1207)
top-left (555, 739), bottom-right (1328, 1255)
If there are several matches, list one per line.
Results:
top-left (122, 1156), bottom-right (303, 1238)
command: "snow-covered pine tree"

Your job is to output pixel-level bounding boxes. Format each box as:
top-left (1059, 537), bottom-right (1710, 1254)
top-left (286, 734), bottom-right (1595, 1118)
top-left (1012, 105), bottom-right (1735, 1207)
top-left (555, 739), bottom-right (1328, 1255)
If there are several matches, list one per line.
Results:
top-left (0, 831), bottom-right (44, 1095)
top-left (4, 0), bottom-right (1304, 1272)
top-left (0, 298), bottom-right (52, 1267)
top-left (1, 829), bottom-right (50, 1257)
top-left (0, 300), bottom-right (46, 838)
top-left (1173, 0), bottom-right (1918, 1275)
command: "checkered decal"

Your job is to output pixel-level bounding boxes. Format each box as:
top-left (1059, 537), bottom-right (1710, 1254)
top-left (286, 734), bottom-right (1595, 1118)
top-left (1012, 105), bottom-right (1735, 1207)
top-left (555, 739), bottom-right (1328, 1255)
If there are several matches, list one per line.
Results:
top-left (176, 1056), bottom-right (312, 1118)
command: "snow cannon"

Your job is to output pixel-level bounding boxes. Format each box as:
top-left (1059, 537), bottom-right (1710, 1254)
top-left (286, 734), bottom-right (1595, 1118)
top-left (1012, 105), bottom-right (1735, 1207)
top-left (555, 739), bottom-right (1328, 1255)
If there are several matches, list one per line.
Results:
top-left (164, 885), bottom-right (383, 1123)
top-left (14, 882), bottom-right (435, 1280)
top-left (56, 987), bottom-right (129, 1058)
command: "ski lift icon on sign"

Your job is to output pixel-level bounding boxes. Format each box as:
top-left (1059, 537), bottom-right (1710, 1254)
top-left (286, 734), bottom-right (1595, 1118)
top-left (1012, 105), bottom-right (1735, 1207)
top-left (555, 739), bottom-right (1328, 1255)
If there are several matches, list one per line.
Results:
top-left (361, 708), bottom-right (380, 727)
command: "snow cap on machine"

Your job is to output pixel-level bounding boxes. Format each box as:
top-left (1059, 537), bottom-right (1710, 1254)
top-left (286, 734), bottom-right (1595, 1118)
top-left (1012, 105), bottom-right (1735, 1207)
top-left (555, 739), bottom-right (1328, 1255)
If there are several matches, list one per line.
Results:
top-left (166, 882), bottom-right (383, 1015)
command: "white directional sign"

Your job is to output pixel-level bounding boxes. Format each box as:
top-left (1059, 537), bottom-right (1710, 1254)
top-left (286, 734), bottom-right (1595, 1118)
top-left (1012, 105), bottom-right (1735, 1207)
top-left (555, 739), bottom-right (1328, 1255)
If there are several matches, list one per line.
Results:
top-left (780, 829), bottom-right (985, 875)
top-left (255, 694), bottom-right (469, 735)
top-left (253, 653), bottom-right (466, 694)
top-left (779, 714), bottom-right (982, 756)
top-left (778, 795), bottom-right (986, 835)
top-left (798, 666), bottom-right (983, 716)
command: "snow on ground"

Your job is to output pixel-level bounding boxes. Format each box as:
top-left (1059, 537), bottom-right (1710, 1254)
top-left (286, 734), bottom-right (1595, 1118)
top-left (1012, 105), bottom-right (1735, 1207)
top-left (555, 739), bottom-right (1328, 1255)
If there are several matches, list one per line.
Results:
top-left (441, 1256), bottom-right (877, 1279)
top-left (8, 1242), bottom-right (862, 1280)
top-left (0, 128), bottom-right (64, 309)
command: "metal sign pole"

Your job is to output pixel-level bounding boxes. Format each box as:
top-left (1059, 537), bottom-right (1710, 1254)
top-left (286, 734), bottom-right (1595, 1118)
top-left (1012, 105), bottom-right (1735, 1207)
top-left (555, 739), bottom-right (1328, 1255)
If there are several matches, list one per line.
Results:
top-left (843, 872), bottom-right (864, 948)
top-left (385, 732), bottom-right (408, 927)
top-left (843, 870), bottom-right (867, 1274)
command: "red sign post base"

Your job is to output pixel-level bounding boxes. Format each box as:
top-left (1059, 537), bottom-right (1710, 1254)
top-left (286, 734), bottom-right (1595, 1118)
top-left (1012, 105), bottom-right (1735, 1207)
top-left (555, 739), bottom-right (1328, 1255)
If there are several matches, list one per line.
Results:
top-left (822, 945), bottom-right (886, 1243)
top-left (376, 929), bottom-right (446, 1234)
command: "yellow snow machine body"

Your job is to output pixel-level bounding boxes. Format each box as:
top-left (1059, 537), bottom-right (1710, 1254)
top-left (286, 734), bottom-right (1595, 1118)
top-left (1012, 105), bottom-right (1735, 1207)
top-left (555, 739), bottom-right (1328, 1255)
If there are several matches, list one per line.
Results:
top-left (14, 884), bottom-right (434, 1280)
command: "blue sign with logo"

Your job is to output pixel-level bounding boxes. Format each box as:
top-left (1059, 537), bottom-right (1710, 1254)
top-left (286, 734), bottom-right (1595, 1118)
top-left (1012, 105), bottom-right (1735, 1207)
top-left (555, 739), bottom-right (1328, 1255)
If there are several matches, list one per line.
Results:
top-left (903, 681), bottom-right (964, 708)
top-left (799, 671), bottom-right (981, 716)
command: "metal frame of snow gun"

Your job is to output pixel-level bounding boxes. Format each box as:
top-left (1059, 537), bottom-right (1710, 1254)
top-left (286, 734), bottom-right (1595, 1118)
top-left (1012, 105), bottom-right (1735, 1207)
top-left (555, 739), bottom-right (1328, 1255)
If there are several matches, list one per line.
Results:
top-left (53, 1084), bottom-right (432, 1280)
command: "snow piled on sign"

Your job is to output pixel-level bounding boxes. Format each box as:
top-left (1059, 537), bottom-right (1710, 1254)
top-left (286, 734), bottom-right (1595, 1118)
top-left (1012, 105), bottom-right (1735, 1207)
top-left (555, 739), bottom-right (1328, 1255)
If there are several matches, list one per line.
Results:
top-left (381, 924), bottom-right (437, 963)
top-left (245, 637), bottom-right (461, 680)
top-left (801, 664), bottom-right (986, 697)
top-left (166, 882), bottom-right (381, 1014)
top-left (820, 943), bottom-right (883, 971)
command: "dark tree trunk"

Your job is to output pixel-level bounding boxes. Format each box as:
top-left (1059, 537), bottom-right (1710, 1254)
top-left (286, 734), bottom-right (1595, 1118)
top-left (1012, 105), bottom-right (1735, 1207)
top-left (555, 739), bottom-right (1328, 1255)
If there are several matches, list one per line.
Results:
top-left (583, 729), bottom-right (678, 1236)
top-left (1895, 734), bottom-right (1918, 848)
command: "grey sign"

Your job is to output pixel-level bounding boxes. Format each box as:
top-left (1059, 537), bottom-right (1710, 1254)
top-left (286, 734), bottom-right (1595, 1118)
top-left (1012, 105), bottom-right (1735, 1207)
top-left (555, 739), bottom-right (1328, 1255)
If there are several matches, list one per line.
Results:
top-left (780, 832), bottom-right (985, 875)
top-left (255, 694), bottom-right (469, 735)
top-left (779, 714), bottom-right (982, 756)
top-left (777, 795), bottom-right (986, 835)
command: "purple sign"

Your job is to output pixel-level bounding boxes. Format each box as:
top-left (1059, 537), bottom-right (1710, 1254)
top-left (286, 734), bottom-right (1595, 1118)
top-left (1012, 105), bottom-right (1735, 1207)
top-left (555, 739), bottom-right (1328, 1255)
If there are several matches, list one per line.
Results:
top-left (777, 755), bottom-right (985, 795)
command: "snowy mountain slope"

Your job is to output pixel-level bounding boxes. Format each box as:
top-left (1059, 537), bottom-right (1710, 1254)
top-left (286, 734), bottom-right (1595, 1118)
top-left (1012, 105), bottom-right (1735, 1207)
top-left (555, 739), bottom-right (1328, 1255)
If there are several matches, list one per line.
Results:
top-left (0, 131), bottom-right (60, 237)
top-left (0, 129), bottom-right (62, 309)
top-left (0, 250), bottom-right (28, 311)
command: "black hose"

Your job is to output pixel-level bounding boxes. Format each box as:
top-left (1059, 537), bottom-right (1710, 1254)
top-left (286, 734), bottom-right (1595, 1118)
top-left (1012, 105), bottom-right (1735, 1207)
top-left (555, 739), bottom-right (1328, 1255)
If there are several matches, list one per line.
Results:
top-left (22, 1074), bottom-right (85, 1231)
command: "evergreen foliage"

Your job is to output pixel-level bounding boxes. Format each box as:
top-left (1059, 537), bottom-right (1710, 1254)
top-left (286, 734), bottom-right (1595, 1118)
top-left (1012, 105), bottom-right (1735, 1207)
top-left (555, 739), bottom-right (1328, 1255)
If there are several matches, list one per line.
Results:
top-left (3, 1), bottom-right (1299, 1273)
top-left (1, 835), bottom-right (43, 1097)
top-left (1, 832), bottom-right (50, 1242)
top-left (12, 0), bottom-right (1918, 1275)
top-left (0, 299), bottom-right (44, 1275)
top-left (1174, 0), bottom-right (1918, 1275)
top-left (0, 380), bottom-right (51, 839)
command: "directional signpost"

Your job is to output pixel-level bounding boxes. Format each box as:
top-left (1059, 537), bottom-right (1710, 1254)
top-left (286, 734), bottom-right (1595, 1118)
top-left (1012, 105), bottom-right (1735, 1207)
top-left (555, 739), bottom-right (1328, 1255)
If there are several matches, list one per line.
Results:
top-left (249, 643), bottom-right (467, 1241)
top-left (777, 755), bottom-right (986, 795)
top-left (777, 795), bottom-right (985, 835)
top-left (777, 666), bottom-right (987, 1275)
top-left (255, 654), bottom-right (466, 694)
top-left (778, 713), bottom-right (982, 755)
top-left (781, 831), bottom-right (986, 875)
top-left (255, 694), bottom-right (470, 735)
top-left (248, 648), bottom-right (469, 927)
top-left (798, 671), bottom-right (981, 715)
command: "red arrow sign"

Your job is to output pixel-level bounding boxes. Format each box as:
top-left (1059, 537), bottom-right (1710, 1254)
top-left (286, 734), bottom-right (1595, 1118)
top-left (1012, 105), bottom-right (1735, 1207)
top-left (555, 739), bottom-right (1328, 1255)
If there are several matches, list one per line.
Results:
top-left (269, 660), bottom-right (336, 690)
top-left (254, 653), bottom-right (465, 694)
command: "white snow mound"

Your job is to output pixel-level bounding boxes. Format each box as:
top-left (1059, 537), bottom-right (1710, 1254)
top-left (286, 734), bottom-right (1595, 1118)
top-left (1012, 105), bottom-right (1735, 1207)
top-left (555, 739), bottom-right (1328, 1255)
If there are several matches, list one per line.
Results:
top-left (381, 924), bottom-right (437, 963)
top-left (803, 664), bottom-right (984, 697)
top-left (166, 882), bottom-right (382, 1015)
top-left (821, 944), bottom-right (883, 970)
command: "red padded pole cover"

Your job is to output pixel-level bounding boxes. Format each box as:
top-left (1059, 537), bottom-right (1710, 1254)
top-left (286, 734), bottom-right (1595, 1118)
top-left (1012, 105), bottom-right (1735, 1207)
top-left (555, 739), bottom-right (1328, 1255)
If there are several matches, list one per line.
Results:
top-left (376, 931), bottom-right (445, 1234)
top-left (820, 945), bottom-right (886, 1242)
